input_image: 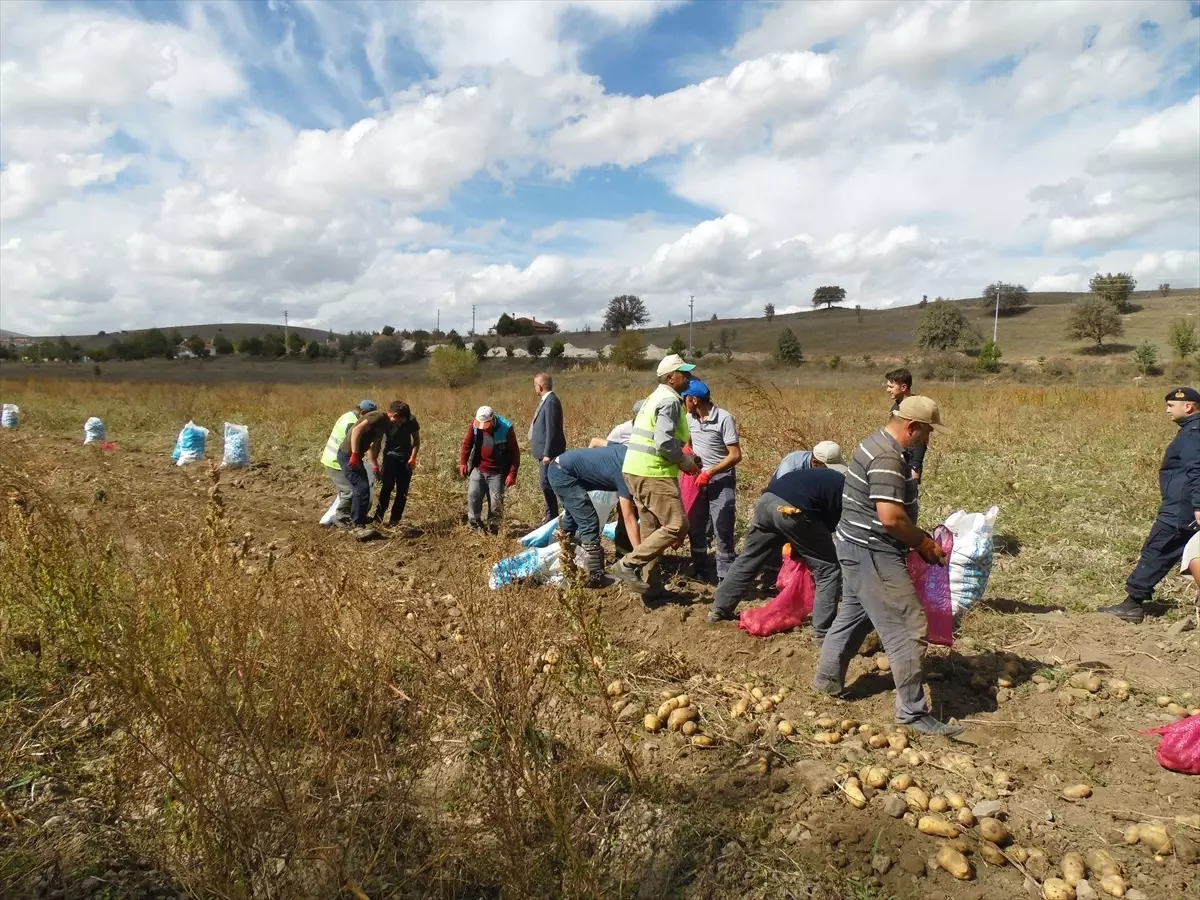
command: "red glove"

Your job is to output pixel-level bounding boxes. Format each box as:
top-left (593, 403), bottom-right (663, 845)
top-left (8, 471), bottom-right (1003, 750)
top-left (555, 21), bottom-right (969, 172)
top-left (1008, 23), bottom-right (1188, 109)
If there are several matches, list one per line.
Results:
top-left (349, 452), bottom-right (362, 470)
top-left (458, 464), bottom-right (468, 477)
top-left (695, 470), bottom-right (712, 488)
top-left (505, 472), bottom-right (517, 488)
top-left (407, 457), bottom-right (418, 471)
top-left (372, 464), bottom-right (381, 477)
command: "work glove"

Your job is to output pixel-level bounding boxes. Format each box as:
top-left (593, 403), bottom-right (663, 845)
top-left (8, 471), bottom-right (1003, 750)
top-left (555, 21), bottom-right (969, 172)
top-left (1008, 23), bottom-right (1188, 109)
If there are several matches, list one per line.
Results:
top-left (372, 464), bottom-right (381, 477)
top-left (695, 470), bottom-right (712, 488)
top-left (407, 457), bottom-right (418, 471)
top-left (916, 535), bottom-right (947, 567)
top-left (505, 472), bottom-right (517, 488)
top-left (458, 464), bottom-right (468, 477)
top-left (349, 452), bottom-right (363, 470)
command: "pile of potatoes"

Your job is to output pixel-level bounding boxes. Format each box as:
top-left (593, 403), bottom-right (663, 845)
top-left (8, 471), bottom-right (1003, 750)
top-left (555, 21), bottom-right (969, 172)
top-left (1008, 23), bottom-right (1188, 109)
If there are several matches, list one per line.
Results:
top-left (728, 684), bottom-right (785, 719)
top-left (1155, 693), bottom-right (1200, 717)
top-left (641, 689), bottom-right (713, 747)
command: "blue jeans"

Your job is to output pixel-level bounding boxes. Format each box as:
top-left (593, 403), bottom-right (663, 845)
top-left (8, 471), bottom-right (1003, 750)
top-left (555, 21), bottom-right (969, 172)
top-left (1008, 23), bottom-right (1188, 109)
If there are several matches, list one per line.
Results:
top-left (547, 463), bottom-right (601, 545)
top-left (688, 475), bottom-right (737, 579)
top-left (337, 451), bottom-right (372, 527)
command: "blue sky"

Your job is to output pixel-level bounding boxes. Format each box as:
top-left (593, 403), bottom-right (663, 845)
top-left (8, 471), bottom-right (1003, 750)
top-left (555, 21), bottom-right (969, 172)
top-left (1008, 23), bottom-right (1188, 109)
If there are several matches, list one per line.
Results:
top-left (1, 0), bottom-right (1197, 336)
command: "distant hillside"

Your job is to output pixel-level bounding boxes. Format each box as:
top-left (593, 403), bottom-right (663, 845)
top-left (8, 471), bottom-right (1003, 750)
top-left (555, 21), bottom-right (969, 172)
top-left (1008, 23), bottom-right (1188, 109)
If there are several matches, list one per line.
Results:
top-left (36, 323), bottom-right (336, 350)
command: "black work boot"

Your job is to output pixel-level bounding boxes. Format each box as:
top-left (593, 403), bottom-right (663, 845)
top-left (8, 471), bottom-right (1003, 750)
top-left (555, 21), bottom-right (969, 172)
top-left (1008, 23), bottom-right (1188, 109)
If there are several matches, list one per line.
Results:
top-left (1098, 598), bottom-right (1145, 623)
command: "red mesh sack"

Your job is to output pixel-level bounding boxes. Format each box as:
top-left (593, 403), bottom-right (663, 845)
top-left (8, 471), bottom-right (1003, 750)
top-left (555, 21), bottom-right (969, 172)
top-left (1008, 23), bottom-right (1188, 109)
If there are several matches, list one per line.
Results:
top-left (906, 526), bottom-right (955, 647)
top-left (679, 450), bottom-right (700, 516)
top-left (739, 555), bottom-right (815, 637)
top-left (1140, 715), bottom-right (1200, 775)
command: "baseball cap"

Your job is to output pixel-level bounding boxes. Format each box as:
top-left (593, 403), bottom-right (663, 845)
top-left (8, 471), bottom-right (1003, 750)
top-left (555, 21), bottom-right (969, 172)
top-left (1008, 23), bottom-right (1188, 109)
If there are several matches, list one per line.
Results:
top-left (1167, 387), bottom-right (1200, 403)
top-left (358, 400), bottom-right (377, 412)
top-left (656, 353), bottom-right (696, 377)
top-left (812, 441), bottom-right (846, 473)
top-left (894, 396), bottom-right (948, 433)
top-left (474, 405), bottom-right (495, 425)
top-left (680, 378), bottom-right (710, 400)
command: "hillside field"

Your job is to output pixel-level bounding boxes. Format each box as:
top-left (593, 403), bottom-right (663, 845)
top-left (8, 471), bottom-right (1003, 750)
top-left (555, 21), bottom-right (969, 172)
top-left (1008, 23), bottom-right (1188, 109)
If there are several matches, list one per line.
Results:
top-left (1, 371), bottom-right (1198, 900)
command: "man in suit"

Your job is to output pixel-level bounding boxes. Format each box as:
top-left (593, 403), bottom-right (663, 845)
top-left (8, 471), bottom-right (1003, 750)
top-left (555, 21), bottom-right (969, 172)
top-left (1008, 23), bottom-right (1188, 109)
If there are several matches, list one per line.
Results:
top-left (529, 373), bottom-right (566, 523)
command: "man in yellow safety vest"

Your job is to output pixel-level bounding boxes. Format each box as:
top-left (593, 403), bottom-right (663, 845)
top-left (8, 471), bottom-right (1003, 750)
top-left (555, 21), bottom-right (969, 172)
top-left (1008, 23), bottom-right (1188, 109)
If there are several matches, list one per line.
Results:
top-left (610, 354), bottom-right (699, 596)
top-left (319, 400), bottom-right (377, 527)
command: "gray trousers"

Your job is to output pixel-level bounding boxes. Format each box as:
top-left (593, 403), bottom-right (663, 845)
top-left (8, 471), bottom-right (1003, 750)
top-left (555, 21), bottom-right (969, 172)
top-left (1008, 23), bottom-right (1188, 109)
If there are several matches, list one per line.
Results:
top-left (327, 465), bottom-right (353, 525)
top-left (467, 469), bottom-right (505, 527)
top-left (712, 492), bottom-right (840, 638)
top-left (688, 475), bottom-right (737, 578)
top-left (815, 537), bottom-right (929, 724)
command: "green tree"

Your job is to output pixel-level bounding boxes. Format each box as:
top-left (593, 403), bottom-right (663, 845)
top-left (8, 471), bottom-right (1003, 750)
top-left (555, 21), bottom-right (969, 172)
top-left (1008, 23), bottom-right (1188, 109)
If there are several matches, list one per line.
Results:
top-left (184, 335), bottom-right (206, 357)
top-left (602, 295), bottom-right (649, 332)
top-left (1168, 319), bottom-right (1198, 360)
top-left (916, 299), bottom-right (979, 351)
top-left (609, 331), bottom-right (646, 370)
top-left (981, 282), bottom-right (1029, 316)
top-left (1066, 296), bottom-right (1124, 347)
top-left (1090, 272), bottom-right (1137, 313)
top-left (775, 328), bottom-right (804, 365)
top-left (237, 335), bottom-right (264, 356)
top-left (368, 335), bottom-right (403, 367)
top-left (409, 339), bottom-right (427, 361)
top-left (504, 344), bottom-right (514, 359)
top-left (764, 303), bottom-right (775, 322)
top-left (471, 338), bottom-right (489, 360)
top-left (527, 335), bottom-right (545, 358)
top-left (169, 330), bottom-right (184, 347)
top-left (305, 340), bottom-right (322, 359)
top-left (811, 285), bottom-right (847, 309)
top-left (1160, 283), bottom-right (1171, 297)
top-left (143, 328), bottom-right (171, 359)
top-left (262, 332), bottom-right (287, 358)
top-left (428, 346), bottom-right (479, 388)
top-left (381, 325), bottom-right (396, 336)
top-left (212, 335), bottom-right (235, 355)
top-left (548, 341), bottom-right (565, 360)
top-left (286, 331), bottom-right (306, 354)
top-left (495, 313), bottom-right (521, 336)
top-left (1132, 342), bottom-right (1158, 375)
top-left (544, 321), bottom-right (560, 334)
top-left (978, 340), bottom-right (1003, 373)
top-left (668, 335), bottom-right (686, 356)
top-left (446, 329), bottom-right (466, 350)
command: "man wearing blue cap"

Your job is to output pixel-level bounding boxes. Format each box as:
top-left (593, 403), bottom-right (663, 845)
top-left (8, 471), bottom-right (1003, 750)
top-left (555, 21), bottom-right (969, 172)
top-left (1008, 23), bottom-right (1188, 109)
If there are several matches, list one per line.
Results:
top-left (319, 400), bottom-right (377, 528)
top-left (1102, 386), bottom-right (1200, 623)
top-left (681, 378), bottom-right (742, 583)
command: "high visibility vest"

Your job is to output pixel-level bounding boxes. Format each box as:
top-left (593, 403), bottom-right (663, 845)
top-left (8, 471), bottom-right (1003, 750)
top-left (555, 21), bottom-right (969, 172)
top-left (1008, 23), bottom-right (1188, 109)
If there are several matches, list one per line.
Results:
top-left (622, 384), bottom-right (690, 478)
top-left (321, 411), bottom-right (358, 469)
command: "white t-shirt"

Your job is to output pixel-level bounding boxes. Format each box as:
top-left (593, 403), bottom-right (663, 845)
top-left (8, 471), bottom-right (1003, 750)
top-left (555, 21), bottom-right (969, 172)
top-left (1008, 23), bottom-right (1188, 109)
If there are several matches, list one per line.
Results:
top-left (1181, 532), bottom-right (1200, 575)
top-left (606, 420), bottom-right (633, 445)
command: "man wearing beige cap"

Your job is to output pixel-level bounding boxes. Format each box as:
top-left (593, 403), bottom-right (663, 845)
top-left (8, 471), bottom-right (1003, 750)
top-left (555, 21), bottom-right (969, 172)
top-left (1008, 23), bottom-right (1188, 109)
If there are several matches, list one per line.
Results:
top-left (774, 440), bottom-right (846, 478)
top-left (611, 354), bottom-right (699, 596)
top-left (815, 396), bottom-right (962, 737)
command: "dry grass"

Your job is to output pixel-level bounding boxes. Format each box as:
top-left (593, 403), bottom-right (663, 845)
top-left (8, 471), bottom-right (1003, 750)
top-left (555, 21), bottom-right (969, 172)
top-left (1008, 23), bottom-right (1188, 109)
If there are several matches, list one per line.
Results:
top-left (1, 370), bottom-right (1196, 898)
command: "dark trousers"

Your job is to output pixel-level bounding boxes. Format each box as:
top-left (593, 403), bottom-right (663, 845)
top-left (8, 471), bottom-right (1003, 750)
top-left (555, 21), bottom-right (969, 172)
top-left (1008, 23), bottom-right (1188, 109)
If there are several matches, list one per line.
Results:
top-left (1126, 518), bottom-right (1194, 602)
top-left (712, 492), bottom-right (841, 637)
top-left (337, 450), bottom-right (372, 527)
top-left (375, 455), bottom-right (413, 524)
top-left (539, 460), bottom-right (559, 522)
top-left (547, 463), bottom-right (601, 545)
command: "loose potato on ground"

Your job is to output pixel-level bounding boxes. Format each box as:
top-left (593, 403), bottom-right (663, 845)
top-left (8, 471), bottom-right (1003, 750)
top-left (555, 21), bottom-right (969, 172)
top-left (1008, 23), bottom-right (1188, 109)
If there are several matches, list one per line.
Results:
top-left (1062, 784), bottom-right (1093, 800)
top-left (978, 841), bottom-right (1008, 867)
top-left (643, 715), bottom-right (663, 733)
top-left (918, 816), bottom-right (960, 838)
top-left (1085, 849), bottom-right (1120, 877)
top-left (1042, 877), bottom-right (1075, 900)
top-left (936, 844), bottom-right (973, 880)
top-left (1060, 851), bottom-right (1086, 887)
top-left (978, 817), bottom-right (1009, 845)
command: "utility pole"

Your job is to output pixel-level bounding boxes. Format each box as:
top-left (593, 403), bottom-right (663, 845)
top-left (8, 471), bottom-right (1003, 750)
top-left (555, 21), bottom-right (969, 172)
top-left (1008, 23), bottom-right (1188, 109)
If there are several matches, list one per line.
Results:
top-left (471, 305), bottom-right (476, 336)
top-left (283, 309), bottom-right (289, 355)
top-left (436, 308), bottom-right (440, 336)
top-left (688, 294), bottom-right (695, 356)
top-left (992, 285), bottom-right (1001, 345)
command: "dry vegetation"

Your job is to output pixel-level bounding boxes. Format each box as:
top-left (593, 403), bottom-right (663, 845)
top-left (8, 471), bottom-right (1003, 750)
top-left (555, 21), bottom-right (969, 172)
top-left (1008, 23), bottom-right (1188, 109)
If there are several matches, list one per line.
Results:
top-left (2, 372), bottom-right (1198, 900)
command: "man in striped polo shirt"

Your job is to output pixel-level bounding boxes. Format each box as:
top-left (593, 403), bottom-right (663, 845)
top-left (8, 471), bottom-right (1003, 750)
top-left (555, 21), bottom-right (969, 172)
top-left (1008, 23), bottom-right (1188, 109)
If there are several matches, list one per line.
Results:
top-left (814, 396), bottom-right (962, 737)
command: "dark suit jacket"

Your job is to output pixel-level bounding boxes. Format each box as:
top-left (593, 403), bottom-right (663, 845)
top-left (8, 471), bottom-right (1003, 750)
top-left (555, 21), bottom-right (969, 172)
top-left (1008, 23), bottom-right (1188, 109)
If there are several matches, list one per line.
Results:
top-left (530, 391), bottom-right (566, 460)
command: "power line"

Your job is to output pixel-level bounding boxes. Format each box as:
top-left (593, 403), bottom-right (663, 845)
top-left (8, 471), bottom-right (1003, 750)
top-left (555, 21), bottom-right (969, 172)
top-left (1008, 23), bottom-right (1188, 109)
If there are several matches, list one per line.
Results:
top-left (688, 294), bottom-right (695, 356)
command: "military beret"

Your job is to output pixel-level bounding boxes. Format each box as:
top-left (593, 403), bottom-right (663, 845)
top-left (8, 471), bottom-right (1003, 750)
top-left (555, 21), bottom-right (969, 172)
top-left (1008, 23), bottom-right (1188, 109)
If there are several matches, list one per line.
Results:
top-left (1166, 387), bottom-right (1200, 403)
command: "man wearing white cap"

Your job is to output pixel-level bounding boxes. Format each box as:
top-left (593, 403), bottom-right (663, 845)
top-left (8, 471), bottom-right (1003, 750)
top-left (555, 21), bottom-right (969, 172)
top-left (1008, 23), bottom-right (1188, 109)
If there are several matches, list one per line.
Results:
top-left (459, 405), bottom-right (520, 533)
top-left (774, 440), bottom-right (846, 478)
top-left (610, 354), bottom-right (700, 595)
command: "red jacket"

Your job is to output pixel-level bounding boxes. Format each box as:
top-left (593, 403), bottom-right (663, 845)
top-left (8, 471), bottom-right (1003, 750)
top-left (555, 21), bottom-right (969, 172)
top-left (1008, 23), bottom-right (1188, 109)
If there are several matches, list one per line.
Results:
top-left (459, 419), bottom-right (520, 476)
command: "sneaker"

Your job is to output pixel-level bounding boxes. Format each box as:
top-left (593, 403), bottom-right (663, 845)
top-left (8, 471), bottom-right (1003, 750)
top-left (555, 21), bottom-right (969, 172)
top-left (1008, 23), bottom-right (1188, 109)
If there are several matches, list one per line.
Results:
top-left (706, 608), bottom-right (738, 625)
top-left (608, 559), bottom-right (649, 594)
top-left (813, 676), bottom-right (845, 697)
top-left (1097, 598), bottom-right (1145, 623)
top-left (585, 573), bottom-right (615, 589)
top-left (909, 715), bottom-right (966, 738)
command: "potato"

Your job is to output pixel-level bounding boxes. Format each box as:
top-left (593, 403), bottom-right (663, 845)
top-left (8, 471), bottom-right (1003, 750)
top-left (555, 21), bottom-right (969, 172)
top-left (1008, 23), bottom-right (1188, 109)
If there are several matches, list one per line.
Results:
top-left (839, 718), bottom-right (860, 733)
top-left (542, 649), bottom-right (561, 665)
top-left (667, 706), bottom-right (698, 731)
top-left (1109, 679), bottom-right (1130, 692)
top-left (816, 716), bottom-right (837, 729)
top-left (1124, 824), bottom-right (1143, 845)
top-left (998, 677), bottom-right (1015, 689)
top-left (691, 734), bottom-right (714, 748)
top-left (1062, 784), bottom-right (1093, 800)
top-left (888, 733), bottom-right (909, 751)
top-left (843, 779), bottom-right (867, 809)
top-left (660, 689), bottom-right (676, 700)
top-left (681, 720), bottom-right (697, 737)
top-left (1027, 849), bottom-right (1050, 880)
top-left (979, 817), bottom-right (1009, 845)
top-left (927, 795), bottom-right (948, 814)
top-left (1042, 877), bottom-right (1076, 900)
top-left (777, 720), bottom-right (795, 736)
top-left (1167, 702), bottom-right (1188, 717)
top-left (751, 687), bottom-right (765, 700)
top-left (1069, 672), bottom-right (1102, 693)
top-left (902, 748), bottom-right (923, 767)
top-left (889, 773), bottom-right (914, 792)
top-left (865, 766), bottom-right (890, 789)
top-left (1156, 696), bottom-right (1172, 707)
top-left (1097, 874), bottom-right (1126, 897)
top-left (949, 836), bottom-right (973, 854)
top-left (979, 841), bottom-right (1008, 867)
top-left (611, 699), bottom-right (628, 713)
top-left (945, 791), bottom-right (966, 810)
top-left (1136, 824), bottom-right (1172, 854)
top-left (877, 655), bottom-right (891, 672)
top-left (1061, 851), bottom-right (1086, 888)
top-left (858, 723), bottom-right (878, 736)
top-left (993, 770), bottom-right (1015, 789)
top-left (606, 679), bottom-right (626, 697)
top-left (918, 816), bottom-right (960, 838)
top-left (1086, 849), bottom-right (1120, 878)
top-left (657, 698), bottom-right (682, 719)
top-left (1008, 846), bottom-right (1029, 865)
top-left (936, 844), bottom-right (973, 880)
top-left (956, 808), bottom-right (976, 828)
top-left (868, 734), bottom-right (890, 749)
top-left (813, 731), bottom-right (842, 744)
top-left (905, 786), bottom-right (930, 811)
top-left (674, 694), bottom-right (691, 708)
top-left (643, 714), bottom-right (663, 733)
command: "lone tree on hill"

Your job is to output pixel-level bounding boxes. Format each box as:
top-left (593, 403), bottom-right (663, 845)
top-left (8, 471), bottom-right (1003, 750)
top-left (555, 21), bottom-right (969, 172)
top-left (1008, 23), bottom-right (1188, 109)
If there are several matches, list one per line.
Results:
top-left (1066, 296), bottom-right (1124, 347)
top-left (1090, 272), bottom-right (1137, 313)
top-left (981, 282), bottom-right (1030, 316)
top-left (915, 299), bottom-right (979, 351)
top-left (1132, 342), bottom-right (1158, 376)
top-left (602, 294), bottom-right (649, 332)
top-left (775, 328), bottom-right (803, 365)
top-left (548, 341), bottom-right (565, 360)
top-left (1168, 319), bottom-right (1198, 360)
top-left (494, 313), bottom-right (522, 337)
top-left (1160, 283), bottom-right (1171, 297)
top-left (381, 325), bottom-right (396, 336)
top-left (764, 302), bottom-right (776, 322)
top-left (812, 285), bottom-right (847, 309)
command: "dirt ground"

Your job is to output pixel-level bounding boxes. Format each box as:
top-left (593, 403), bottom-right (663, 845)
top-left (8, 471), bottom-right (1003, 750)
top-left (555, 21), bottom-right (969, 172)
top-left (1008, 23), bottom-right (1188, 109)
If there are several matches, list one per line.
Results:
top-left (4, 433), bottom-right (1200, 900)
